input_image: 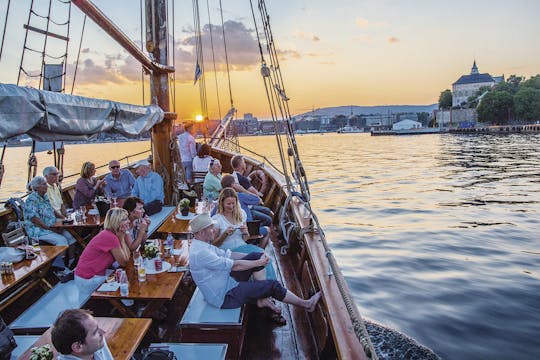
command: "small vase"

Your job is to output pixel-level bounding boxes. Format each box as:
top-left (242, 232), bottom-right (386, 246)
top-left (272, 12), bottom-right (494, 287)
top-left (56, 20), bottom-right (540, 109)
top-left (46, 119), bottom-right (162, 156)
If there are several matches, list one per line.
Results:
top-left (181, 207), bottom-right (189, 216)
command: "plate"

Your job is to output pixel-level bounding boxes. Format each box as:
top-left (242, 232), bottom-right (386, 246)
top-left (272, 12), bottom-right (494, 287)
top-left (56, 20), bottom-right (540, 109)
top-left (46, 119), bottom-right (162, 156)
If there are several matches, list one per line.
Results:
top-left (175, 212), bottom-right (195, 220)
top-left (144, 260), bottom-right (172, 274)
top-left (88, 209), bottom-right (99, 215)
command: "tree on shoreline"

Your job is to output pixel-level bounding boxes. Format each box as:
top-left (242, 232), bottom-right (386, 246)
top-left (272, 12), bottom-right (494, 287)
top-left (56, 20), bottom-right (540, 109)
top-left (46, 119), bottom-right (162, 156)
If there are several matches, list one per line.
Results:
top-left (475, 74), bottom-right (540, 124)
top-left (438, 89), bottom-right (452, 110)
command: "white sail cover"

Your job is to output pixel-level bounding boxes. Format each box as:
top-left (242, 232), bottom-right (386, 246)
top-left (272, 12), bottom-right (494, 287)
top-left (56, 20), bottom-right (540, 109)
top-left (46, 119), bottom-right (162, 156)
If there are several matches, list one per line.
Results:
top-left (0, 83), bottom-right (164, 141)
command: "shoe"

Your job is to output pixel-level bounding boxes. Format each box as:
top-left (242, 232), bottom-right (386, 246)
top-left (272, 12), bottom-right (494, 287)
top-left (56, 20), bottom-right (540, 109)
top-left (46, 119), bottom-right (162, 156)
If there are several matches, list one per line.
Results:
top-left (58, 270), bottom-right (74, 283)
top-left (269, 311), bottom-right (287, 326)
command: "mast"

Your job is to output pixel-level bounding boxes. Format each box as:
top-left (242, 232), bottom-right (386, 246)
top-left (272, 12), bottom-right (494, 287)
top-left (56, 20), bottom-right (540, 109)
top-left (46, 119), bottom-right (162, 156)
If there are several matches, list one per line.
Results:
top-left (145, 0), bottom-right (175, 203)
top-left (72, 0), bottom-right (175, 203)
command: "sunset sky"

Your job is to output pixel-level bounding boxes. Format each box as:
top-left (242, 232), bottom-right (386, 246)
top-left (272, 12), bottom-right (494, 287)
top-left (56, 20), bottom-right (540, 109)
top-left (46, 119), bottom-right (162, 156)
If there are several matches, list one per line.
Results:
top-left (0, 0), bottom-right (539, 120)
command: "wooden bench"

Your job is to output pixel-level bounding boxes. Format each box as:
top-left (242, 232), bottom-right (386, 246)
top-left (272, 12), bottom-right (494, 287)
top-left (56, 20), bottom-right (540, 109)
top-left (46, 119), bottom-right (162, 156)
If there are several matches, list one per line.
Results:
top-left (9, 281), bottom-right (91, 334)
top-left (180, 288), bottom-right (247, 360)
top-left (148, 343), bottom-right (228, 360)
top-left (147, 206), bottom-right (175, 236)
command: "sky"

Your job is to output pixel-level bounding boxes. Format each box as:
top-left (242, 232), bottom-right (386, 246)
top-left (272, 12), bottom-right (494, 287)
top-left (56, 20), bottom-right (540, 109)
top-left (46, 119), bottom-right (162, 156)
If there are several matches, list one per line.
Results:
top-left (0, 0), bottom-right (539, 120)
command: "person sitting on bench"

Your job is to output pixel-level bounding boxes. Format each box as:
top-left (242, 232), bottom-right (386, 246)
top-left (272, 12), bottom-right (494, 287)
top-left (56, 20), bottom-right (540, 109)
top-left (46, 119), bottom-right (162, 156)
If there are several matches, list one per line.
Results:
top-left (51, 309), bottom-right (113, 360)
top-left (188, 213), bottom-right (321, 325)
top-left (131, 159), bottom-right (164, 216)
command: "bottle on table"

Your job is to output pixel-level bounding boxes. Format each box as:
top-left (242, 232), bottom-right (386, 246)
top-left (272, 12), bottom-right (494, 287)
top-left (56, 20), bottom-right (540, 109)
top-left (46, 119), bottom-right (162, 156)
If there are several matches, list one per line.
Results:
top-left (119, 270), bottom-right (129, 296)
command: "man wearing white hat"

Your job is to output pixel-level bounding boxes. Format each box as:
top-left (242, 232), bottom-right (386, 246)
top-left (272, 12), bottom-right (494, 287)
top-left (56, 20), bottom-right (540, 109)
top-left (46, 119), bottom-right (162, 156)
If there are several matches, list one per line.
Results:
top-left (188, 213), bottom-right (321, 325)
top-left (131, 159), bottom-right (164, 215)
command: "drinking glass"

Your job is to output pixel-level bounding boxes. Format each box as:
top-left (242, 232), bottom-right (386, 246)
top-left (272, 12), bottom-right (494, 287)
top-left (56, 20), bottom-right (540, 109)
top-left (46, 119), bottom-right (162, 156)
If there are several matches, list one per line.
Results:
top-left (133, 250), bottom-right (141, 267)
top-left (31, 237), bottom-right (40, 252)
top-left (80, 206), bottom-right (87, 222)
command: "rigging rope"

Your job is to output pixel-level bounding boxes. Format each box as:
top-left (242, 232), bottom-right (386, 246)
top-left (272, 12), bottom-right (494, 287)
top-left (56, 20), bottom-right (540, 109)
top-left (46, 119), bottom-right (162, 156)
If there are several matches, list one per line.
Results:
top-left (251, 1), bottom-right (377, 357)
top-left (218, 0), bottom-right (233, 108)
top-left (205, 0), bottom-right (222, 121)
top-left (139, 0), bottom-right (146, 104)
top-left (0, 0), bottom-right (11, 61)
top-left (71, 14), bottom-right (86, 94)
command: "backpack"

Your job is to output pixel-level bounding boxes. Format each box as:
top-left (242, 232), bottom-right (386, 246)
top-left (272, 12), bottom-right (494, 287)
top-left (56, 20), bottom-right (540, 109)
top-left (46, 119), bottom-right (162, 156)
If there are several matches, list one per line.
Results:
top-left (141, 348), bottom-right (176, 360)
top-left (0, 316), bottom-right (17, 360)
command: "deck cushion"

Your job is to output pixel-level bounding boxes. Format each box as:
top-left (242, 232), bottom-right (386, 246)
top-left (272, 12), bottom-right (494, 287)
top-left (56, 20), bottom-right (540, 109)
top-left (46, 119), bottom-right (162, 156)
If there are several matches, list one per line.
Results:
top-left (147, 206), bottom-right (175, 236)
top-left (10, 335), bottom-right (40, 359)
top-left (180, 288), bottom-right (247, 360)
top-left (9, 281), bottom-right (90, 333)
top-left (148, 343), bottom-right (227, 360)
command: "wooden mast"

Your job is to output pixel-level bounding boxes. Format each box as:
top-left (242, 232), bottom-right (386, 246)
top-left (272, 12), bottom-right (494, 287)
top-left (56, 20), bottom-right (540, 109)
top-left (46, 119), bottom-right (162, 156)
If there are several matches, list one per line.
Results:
top-left (145, 0), bottom-right (175, 203)
top-left (71, 0), bottom-right (176, 203)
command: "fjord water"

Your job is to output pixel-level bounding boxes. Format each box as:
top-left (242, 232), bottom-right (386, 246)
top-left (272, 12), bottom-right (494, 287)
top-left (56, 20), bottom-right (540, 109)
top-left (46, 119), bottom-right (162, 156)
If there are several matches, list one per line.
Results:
top-left (242, 133), bottom-right (540, 359)
top-left (1, 133), bottom-right (539, 359)
top-left (242, 134), bottom-right (540, 359)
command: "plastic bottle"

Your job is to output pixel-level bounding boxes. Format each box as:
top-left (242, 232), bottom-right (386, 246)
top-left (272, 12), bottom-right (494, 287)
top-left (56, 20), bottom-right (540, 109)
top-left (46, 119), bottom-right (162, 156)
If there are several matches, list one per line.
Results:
top-left (166, 232), bottom-right (174, 247)
top-left (119, 270), bottom-right (129, 296)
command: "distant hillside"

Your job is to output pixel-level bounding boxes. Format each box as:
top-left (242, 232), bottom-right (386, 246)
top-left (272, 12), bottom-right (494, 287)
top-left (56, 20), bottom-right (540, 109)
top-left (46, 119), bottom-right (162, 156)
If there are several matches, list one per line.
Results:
top-left (296, 104), bottom-right (438, 117)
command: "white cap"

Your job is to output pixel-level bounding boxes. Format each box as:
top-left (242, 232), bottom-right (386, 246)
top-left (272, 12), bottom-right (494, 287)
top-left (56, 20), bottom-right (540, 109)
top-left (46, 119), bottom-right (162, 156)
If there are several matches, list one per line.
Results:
top-left (134, 159), bottom-right (151, 168)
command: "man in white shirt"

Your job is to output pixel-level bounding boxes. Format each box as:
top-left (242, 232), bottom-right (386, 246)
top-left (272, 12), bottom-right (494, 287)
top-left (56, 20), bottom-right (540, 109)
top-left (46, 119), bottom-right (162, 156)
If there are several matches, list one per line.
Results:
top-left (188, 214), bottom-right (321, 323)
top-left (177, 123), bottom-right (197, 183)
top-left (51, 309), bottom-right (113, 360)
top-left (43, 166), bottom-right (67, 218)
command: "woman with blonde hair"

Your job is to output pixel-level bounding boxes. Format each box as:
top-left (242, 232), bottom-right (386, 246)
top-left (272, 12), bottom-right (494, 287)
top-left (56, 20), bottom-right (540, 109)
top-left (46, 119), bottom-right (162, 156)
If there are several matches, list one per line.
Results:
top-left (212, 188), bottom-right (249, 250)
top-left (212, 187), bottom-right (276, 279)
top-left (74, 208), bottom-right (131, 295)
top-left (73, 161), bottom-right (106, 209)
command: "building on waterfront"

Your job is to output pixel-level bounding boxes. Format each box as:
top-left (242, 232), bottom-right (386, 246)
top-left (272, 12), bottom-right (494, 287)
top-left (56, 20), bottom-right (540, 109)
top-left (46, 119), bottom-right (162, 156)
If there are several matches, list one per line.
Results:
top-left (452, 61), bottom-right (503, 107)
top-left (233, 113), bottom-right (259, 134)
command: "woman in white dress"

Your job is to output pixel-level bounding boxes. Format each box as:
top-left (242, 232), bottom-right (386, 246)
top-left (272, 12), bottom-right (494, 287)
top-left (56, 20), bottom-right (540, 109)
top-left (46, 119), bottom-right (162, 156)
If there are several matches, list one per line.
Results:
top-left (211, 187), bottom-right (276, 279)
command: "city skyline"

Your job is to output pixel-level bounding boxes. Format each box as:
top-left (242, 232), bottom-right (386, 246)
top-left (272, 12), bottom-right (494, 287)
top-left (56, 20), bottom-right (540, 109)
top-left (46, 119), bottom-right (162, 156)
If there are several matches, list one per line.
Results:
top-left (0, 0), bottom-right (539, 120)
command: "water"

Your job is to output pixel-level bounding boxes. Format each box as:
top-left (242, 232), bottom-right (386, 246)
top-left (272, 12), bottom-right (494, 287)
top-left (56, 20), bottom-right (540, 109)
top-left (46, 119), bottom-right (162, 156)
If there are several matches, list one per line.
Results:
top-left (2, 134), bottom-right (540, 359)
top-left (241, 133), bottom-right (540, 360)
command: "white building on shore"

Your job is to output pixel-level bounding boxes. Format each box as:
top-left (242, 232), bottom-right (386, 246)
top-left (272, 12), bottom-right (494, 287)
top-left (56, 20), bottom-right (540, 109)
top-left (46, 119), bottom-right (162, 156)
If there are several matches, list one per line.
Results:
top-left (452, 61), bottom-right (503, 107)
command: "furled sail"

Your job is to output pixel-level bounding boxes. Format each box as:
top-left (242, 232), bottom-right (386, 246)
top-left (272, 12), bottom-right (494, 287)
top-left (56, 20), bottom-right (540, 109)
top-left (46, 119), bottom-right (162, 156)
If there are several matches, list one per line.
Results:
top-left (0, 83), bottom-right (164, 141)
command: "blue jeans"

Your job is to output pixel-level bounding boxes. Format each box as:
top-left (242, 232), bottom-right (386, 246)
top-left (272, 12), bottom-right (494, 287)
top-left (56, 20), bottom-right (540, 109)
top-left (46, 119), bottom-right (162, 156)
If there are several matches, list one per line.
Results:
top-left (182, 161), bottom-right (193, 182)
top-left (250, 205), bottom-right (272, 226)
top-left (222, 252), bottom-right (287, 309)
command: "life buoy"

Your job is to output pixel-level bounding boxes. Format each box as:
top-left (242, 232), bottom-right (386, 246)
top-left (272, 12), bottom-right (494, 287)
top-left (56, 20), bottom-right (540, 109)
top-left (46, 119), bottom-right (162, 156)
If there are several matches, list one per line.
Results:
top-left (249, 169), bottom-right (269, 195)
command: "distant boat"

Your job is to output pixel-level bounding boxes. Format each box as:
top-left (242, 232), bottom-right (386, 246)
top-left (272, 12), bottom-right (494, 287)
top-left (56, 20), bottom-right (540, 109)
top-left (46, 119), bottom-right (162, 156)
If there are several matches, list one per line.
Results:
top-left (337, 125), bottom-right (363, 133)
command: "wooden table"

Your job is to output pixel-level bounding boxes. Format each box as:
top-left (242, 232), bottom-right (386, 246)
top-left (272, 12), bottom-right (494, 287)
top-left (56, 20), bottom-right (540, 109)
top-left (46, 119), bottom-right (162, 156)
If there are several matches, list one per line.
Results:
top-left (0, 245), bottom-right (67, 311)
top-left (156, 208), bottom-right (191, 235)
top-left (91, 243), bottom-right (185, 318)
top-left (16, 317), bottom-right (152, 360)
top-left (51, 209), bottom-right (104, 248)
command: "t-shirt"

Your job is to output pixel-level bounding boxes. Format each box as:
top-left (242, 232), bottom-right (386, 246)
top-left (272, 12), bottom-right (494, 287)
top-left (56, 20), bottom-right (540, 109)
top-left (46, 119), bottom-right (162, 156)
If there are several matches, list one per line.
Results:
top-left (75, 230), bottom-right (120, 279)
top-left (46, 183), bottom-right (63, 213)
top-left (212, 210), bottom-right (247, 250)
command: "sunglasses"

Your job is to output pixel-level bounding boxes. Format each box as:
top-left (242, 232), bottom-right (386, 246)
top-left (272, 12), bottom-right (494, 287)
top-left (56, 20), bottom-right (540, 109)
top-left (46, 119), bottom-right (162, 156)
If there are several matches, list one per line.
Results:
top-left (210, 159), bottom-right (218, 167)
top-left (110, 165), bottom-right (120, 169)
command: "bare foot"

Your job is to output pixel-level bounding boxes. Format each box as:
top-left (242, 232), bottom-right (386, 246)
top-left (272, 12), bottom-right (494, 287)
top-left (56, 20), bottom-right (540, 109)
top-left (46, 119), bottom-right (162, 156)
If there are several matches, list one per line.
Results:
top-left (257, 298), bottom-right (280, 313)
top-left (306, 291), bottom-right (321, 312)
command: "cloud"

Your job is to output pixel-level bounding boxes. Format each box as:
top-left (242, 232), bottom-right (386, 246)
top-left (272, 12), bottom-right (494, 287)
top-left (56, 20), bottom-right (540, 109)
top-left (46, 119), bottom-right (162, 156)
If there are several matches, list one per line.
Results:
top-left (356, 17), bottom-right (388, 29)
top-left (354, 34), bottom-right (374, 43)
top-left (68, 58), bottom-right (124, 85)
top-left (387, 37), bottom-right (399, 44)
top-left (182, 20), bottom-right (259, 72)
top-left (294, 31), bottom-right (321, 42)
top-left (356, 17), bottom-right (369, 28)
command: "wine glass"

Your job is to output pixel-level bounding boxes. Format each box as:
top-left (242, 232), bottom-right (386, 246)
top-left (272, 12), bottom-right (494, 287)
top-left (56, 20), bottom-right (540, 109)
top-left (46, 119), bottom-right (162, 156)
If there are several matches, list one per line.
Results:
top-left (80, 206), bottom-right (87, 222)
top-left (111, 189), bottom-right (118, 208)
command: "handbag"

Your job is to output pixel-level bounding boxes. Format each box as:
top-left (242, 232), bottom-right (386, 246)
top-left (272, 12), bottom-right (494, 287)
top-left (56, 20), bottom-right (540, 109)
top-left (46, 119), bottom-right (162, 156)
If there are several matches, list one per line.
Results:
top-left (0, 316), bottom-right (17, 360)
top-left (141, 348), bottom-right (176, 360)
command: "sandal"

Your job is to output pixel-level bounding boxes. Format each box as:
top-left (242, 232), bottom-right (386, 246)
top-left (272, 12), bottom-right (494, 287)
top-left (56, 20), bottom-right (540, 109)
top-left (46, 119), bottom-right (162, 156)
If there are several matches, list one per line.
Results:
top-left (269, 311), bottom-right (287, 326)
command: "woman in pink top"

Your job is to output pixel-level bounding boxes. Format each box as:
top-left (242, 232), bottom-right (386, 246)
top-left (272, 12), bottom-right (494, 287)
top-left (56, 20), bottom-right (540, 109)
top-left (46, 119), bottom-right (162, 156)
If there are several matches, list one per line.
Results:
top-left (74, 208), bottom-right (131, 295)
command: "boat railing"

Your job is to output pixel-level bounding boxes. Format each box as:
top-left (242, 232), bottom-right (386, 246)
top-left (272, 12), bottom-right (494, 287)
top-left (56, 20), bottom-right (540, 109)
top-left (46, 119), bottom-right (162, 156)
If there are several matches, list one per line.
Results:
top-left (212, 137), bottom-right (284, 176)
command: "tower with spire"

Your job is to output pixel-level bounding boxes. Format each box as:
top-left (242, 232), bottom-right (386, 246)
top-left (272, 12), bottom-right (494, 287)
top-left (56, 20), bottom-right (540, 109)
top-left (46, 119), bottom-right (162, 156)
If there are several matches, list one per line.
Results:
top-left (451, 60), bottom-right (502, 107)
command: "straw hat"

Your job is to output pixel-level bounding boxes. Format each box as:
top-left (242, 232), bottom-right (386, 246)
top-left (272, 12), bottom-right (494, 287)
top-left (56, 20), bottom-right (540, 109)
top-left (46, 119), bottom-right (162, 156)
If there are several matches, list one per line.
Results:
top-left (189, 213), bottom-right (214, 233)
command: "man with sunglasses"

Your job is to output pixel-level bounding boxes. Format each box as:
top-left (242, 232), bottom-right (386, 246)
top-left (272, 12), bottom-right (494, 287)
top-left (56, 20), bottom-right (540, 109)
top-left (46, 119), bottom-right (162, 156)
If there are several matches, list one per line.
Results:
top-left (104, 160), bottom-right (135, 203)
